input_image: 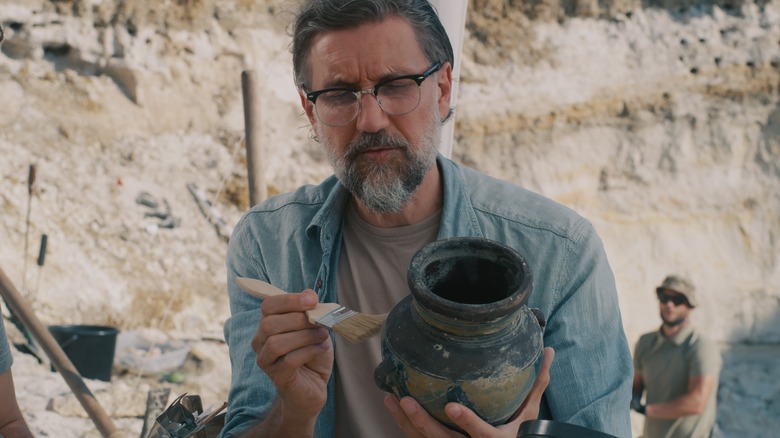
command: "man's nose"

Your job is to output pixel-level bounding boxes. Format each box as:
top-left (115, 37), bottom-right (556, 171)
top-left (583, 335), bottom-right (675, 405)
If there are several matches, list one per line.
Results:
top-left (355, 93), bottom-right (390, 133)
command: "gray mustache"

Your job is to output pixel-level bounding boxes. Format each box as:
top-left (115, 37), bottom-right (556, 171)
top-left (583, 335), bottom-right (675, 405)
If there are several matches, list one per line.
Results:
top-left (346, 132), bottom-right (410, 159)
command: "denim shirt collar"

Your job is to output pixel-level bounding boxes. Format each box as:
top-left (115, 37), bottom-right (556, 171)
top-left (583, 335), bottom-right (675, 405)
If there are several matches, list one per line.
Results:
top-left (301, 154), bottom-right (485, 300)
top-left (306, 177), bottom-right (351, 246)
top-left (304, 154), bottom-right (485, 243)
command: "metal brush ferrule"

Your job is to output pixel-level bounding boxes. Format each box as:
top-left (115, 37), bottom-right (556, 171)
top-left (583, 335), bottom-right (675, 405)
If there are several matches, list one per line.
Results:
top-left (315, 307), bottom-right (355, 329)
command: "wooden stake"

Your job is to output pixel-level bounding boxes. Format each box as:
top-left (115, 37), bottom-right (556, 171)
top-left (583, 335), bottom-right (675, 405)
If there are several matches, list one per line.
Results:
top-left (241, 70), bottom-right (267, 208)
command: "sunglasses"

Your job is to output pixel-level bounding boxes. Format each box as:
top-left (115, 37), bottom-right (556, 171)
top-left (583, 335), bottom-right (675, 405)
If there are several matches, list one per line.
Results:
top-left (657, 293), bottom-right (689, 306)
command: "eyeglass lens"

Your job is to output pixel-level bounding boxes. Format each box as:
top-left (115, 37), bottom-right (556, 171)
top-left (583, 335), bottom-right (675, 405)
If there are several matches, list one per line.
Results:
top-left (657, 294), bottom-right (688, 306)
top-left (314, 77), bottom-right (422, 127)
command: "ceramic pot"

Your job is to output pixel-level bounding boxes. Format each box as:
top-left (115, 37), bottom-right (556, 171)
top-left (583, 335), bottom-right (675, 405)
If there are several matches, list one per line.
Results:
top-left (374, 237), bottom-right (545, 429)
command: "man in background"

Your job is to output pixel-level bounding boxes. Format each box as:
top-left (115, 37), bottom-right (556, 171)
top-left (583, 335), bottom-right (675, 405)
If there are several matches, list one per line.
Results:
top-left (632, 274), bottom-right (722, 437)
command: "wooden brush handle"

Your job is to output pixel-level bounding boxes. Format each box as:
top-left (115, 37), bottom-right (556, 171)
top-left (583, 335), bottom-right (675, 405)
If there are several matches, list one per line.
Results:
top-left (235, 277), bottom-right (341, 326)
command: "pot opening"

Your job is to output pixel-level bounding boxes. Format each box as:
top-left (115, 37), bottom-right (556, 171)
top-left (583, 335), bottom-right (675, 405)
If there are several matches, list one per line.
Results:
top-left (424, 255), bottom-right (519, 305)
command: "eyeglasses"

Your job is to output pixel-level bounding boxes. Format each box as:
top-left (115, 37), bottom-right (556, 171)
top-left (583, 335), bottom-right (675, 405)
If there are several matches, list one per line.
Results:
top-left (657, 293), bottom-right (689, 306)
top-left (304, 62), bottom-right (442, 127)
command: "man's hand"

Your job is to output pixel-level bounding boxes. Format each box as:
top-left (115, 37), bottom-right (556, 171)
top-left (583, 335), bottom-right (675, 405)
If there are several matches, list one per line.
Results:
top-left (384, 347), bottom-right (555, 438)
top-left (251, 289), bottom-right (334, 430)
top-left (630, 394), bottom-right (646, 415)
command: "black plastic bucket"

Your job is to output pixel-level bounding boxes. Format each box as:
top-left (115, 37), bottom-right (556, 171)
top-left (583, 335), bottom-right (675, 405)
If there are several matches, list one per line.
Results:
top-left (48, 325), bottom-right (119, 382)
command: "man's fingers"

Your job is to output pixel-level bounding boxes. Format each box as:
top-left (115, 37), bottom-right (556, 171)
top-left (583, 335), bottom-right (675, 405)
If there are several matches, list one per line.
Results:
top-left (445, 403), bottom-right (497, 437)
top-left (384, 349), bottom-right (556, 438)
top-left (259, 290), bottom-right (319, 317)
top-left (529, 347), bottom-right (554, 398)
top-left (511, 347), bottom-right (555, 424)
top-left (399, 397), bottom-right (462, 438)
top-left (254, 327), bottom-right (329, 367)
top-left (256, 312), bottom-right (313, 343)
top-left (260, 289), bottom-right (319, 317)
top-left (384, 396), bottom-right (425, 438)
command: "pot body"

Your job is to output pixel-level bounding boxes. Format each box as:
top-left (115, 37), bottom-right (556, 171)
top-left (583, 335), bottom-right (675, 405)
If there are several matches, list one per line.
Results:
top-left (374, 237), bottom-right (545, 428)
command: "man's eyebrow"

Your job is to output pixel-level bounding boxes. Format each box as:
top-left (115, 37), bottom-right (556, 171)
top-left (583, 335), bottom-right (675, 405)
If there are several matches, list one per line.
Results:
top-left (319, 69), bottom-right (416, 89)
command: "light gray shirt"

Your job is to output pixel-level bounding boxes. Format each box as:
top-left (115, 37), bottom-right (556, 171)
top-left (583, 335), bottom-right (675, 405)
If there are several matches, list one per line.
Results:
top-left (334, 202), bottom-right (440, 437)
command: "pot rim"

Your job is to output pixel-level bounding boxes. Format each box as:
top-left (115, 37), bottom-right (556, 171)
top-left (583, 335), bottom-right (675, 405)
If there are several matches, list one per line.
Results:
top-left (407, 237), bottom-right (532, 322)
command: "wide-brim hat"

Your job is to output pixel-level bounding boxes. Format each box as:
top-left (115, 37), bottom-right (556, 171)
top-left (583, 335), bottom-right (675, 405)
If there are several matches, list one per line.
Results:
top-left (656, 274), bottom-right (697, 307)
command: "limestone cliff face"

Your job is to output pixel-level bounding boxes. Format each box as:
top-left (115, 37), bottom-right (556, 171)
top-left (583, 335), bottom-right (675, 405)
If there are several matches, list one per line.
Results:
top-left (0, 0), bottom-right (778, 435)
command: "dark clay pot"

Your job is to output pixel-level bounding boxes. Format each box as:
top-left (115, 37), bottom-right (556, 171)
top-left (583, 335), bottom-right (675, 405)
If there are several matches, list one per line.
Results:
top-left (374, 237), bottom-right (545, 429)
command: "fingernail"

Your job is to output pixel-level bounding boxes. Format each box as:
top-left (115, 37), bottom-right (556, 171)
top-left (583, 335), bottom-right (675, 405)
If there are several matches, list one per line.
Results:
top-left (447, 404), bottom-right (462, 419)
top-left (400, 398), bottom-right (417, 415)
top-left (317, 328), bottom-right (330, 339)
top-left (301, 295), bottom-right (316, 306)
top-left (384, 396), bottom-right (398, 413)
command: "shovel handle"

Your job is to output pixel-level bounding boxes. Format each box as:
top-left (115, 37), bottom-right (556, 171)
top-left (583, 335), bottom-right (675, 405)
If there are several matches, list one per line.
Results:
top-left (0, 267), bottom-right (122, 437)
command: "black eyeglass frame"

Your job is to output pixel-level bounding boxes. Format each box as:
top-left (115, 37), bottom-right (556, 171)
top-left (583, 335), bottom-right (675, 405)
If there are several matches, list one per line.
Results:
top-left (656, 292), bottom-right (690, 307)
top-left (304, 61), bottom-right (443, 107)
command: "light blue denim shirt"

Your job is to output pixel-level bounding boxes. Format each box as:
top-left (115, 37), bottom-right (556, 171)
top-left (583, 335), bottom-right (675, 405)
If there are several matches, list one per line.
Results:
top-left (0, 320), bottom-right (13, 373)
top-left (221, 155), bottom-right (632, 437)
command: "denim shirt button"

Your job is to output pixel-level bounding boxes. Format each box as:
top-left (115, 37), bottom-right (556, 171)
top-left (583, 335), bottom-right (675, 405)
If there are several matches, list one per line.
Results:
top-left (316, 278), bottom-right (323, 289)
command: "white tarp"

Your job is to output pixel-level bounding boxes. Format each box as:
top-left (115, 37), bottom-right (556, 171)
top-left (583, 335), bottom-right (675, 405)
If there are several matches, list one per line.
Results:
top-left (429, 0), bottom-right (468, 158)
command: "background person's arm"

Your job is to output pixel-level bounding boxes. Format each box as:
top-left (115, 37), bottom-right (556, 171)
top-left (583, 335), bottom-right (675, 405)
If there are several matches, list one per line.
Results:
top-left (0, 369), bottom-right (34, 437)
top-left (645, 375), bottom-right (717, 419)
top-left (632, 370), bottom-right (645, 397)
top-left (631, 371), bottom-right (647, 413)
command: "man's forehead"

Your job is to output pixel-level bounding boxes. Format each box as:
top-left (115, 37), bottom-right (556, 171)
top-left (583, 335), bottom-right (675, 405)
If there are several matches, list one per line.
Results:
top-left (307, 17), bottom-right (427, 82)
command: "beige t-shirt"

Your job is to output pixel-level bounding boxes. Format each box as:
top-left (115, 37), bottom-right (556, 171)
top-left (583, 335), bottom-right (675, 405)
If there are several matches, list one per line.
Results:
top-left (334, 202), bottom-right (440, 438)
top-left (633, 324), bottom-right (722, 438)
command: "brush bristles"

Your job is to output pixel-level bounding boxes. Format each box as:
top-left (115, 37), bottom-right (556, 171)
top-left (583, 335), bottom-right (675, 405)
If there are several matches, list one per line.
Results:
top-left (333, 313), bottom-right (387, 343)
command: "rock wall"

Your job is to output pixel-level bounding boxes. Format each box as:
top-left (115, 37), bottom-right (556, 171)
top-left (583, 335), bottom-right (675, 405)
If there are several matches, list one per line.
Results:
top-left (0, 0), bottom-right (778, 436)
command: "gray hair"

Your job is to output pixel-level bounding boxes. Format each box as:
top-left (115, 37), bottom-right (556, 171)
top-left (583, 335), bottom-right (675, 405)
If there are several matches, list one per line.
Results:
top-left (291, 0), bottom-right (454, 89)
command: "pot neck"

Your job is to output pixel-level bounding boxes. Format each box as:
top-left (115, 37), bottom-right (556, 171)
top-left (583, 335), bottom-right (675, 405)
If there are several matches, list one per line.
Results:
top-left (412, 301), bottom-right (522, 336)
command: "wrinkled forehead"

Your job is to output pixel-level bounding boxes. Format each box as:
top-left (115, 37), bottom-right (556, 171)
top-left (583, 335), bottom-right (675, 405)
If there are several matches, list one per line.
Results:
top-left (307, 17), bottom-right (428, 87)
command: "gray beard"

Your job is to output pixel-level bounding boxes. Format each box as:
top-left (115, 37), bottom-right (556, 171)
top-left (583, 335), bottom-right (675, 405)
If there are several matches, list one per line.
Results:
top-left (324, 118), bottom-right (440, 214)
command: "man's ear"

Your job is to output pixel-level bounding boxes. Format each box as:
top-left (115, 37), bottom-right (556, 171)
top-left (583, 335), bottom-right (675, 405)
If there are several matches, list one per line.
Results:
top-left (436, 62), bottom-right (453, 119)
top-left (299, 88), bottom-right (317, 126)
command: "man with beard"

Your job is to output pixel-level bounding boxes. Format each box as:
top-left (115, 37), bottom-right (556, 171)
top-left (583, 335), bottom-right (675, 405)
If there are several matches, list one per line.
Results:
top-left (220, 1), bottom-right (632, 437)
top-left (631, 275), bottom-right (722, 438)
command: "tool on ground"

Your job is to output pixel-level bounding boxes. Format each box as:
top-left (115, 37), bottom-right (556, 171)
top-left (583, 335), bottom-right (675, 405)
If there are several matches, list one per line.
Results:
top-left (21, 164), bottom-right (36, 294)
top-left (145, 393), bottom-right (226, 438)
top-left (34, 233), bottom-right (47, 297)
top-left (0, 266), bottom-right (126, 438)
top-left (6, 165), bottom-right (44, 364)
top-left (235, 277), bottom-right (385, 343)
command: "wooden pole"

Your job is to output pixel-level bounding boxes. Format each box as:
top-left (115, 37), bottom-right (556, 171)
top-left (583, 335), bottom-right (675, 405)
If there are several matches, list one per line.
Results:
top-left (241, 70), bottom-right (268, 208)
top-left (0, 267), bottom-right (125, 438)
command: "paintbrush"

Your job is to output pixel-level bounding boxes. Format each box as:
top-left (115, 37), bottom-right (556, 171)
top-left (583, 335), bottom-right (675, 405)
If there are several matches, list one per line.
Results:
top-left (235, 277), bottom-right (386, 343)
